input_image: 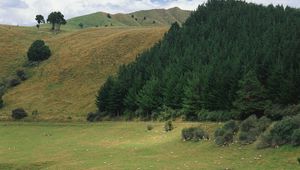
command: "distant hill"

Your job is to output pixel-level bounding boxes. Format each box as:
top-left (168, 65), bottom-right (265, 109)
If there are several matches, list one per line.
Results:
top-left (67, 7), bottom-right (191, 28)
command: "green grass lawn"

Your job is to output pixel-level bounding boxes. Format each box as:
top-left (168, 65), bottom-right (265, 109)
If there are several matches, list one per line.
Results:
top-left (0, 122), bottom-right (299, 170)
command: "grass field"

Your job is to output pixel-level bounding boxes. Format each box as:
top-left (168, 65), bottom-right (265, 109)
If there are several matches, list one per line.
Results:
top-left (0, 25), bottom-right (168, 120)
top-left (0, 122), bottom-right (299, 170)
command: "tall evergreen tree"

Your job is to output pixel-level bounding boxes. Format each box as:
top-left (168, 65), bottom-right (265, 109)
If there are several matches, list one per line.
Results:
top-left (234, 70), bottom-right (271, 119)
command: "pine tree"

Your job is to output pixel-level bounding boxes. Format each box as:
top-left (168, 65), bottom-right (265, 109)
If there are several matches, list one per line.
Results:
top-left (96, 76), bottom-right (114, 112)
top-left (136, 77), bottom-right (162, 118)
top-left (234, 70), bottom-right (271, 119)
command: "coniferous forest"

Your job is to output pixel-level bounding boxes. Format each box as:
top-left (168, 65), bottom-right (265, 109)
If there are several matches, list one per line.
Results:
top-left (96, 0), bottom-right (300, 121)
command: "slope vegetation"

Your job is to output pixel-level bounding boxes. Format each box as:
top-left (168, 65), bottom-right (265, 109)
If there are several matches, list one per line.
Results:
top-left (67, 7), bottom-right (191, 28)
top-left (96, 1), bottom-right (300, 120)
top-left (0, 26), bottom-right (167, 120)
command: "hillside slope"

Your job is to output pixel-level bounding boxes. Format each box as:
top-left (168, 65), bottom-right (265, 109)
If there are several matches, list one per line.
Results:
top-left (67, 7), bottom-right (191, 28)
top-left (0, 26), bottom-right (167, 120)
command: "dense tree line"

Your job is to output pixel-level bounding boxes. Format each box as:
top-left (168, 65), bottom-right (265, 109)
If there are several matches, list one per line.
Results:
top-left (96, 0), bottom-right (300, 120)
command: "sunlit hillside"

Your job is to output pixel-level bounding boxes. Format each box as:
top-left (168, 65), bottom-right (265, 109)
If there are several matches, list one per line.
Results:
top-left (67, 7), bottom-right (191, 28)
top-left (0, 26), bottom-right (167, 120)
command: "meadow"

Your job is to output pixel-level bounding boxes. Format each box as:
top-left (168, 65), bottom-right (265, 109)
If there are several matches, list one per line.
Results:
top-left (0, 122), bottom-right (299, 170)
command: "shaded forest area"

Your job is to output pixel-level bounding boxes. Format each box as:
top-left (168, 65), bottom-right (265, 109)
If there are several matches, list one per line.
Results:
top-left (96, 0), bottom-right (300, 121)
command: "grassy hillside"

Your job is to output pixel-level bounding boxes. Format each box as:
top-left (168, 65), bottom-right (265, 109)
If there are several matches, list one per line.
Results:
top-left (67, 7), bottom-right (191, 28)
top-left (0, 26), bottom-right (167, 120)
top-left (0, 122), bottom-right (299, 169)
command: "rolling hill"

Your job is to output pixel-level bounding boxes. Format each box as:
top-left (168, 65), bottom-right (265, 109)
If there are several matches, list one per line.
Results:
top-left (0, 25), bottom-right (168, 120)
top-left (67, 7), bottom-right (191, 28)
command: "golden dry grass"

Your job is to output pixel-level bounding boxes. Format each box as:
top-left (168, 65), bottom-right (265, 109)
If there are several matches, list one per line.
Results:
top-left (0, 26), bottom-right (167, 120)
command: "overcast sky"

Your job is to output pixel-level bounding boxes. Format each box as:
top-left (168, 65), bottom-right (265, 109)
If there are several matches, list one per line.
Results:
top-left (0, 0), bottom-right (299, 26)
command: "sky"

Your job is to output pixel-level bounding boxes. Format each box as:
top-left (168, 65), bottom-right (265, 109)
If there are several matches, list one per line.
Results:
top-left (0, 0), bottom-right (299, 26)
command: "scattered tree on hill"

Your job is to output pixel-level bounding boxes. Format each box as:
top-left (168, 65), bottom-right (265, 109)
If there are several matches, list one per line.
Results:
top-left (144, 16), bottom-right (147, 20)
top-left (79, 23), bottom-right (84, 29)
top-left (35, 15), bottom-right (45, 29)
top-left (107, 14), bottom-right (112, 19)
top-left (27, 40), bottom-right (51, 61)
top-left (47, 12), bottom-right (67, 31)
top-left (131, 15), bottom-right (134, 18)
top-left (11, 108), bottom-right (27, 120)
top-left (95, 0), bottom-right (300, 120)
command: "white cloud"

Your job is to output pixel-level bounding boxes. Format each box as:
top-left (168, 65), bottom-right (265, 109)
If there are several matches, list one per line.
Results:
top-left (0, 0), bottom-right (299, 26)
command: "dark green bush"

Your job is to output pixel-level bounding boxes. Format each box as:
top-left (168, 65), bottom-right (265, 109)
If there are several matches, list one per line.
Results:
top-left (265, 104), bottom-right (300, 120)
top-left (86, 112), bottom-right (102, 122)
top-left (257, 115), bottom-right (300, 148)
top-left (257, 116), bottom-right (272, 132)
top-left (16, 70), bottom-right (27, 81)
top-left (157, 106), bottom-right (181, 121)
top-left (214, 128), bottom-right (226, 137)
top-left (182, 126), bottom-right (209, 141)
top-left (27, 40), bottom-right (51, 61)
top-left (291, 129), bottom-right (300, 146)
top-left (239, 115), bottom-right (271, 144)
top-left (164, 121), bottom-right (174, 132)
top-left (197, 110), bottom-right (238, 121)
top-left (269, 116), bottom-right (299, 145)
top-left (297, 157), bottom-right (300, 164)
top-left (214, 120), bottom-right (238, 146)
top-left (0, 97), bottom-right (3, 109)
top-left (223, 120), bottom-right (239, 133)
top-left (12, 108), bottom-right (27, 120)
top-left (9, 78), bottom-right (21, 87)
top-left (147, 124), bottom-right (154, 131)
top-left (256, 133), bottom-right (273, 149)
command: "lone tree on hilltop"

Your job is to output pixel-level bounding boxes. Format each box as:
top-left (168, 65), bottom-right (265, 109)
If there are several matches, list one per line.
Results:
top-left (47, 12), bottom-right (67, 31)
top-left (35, 15), bottom-right (45, 29)
top-left (27, 40), bottom-right (51, 61)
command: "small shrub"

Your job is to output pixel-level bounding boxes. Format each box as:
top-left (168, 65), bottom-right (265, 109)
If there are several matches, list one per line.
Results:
top-left (257, 115), bottom-right (300, 148)
top-left (182, 126), bottom-right (209, 141)
top-left (147, 124), bottom-right (154, 131)
top-left (223, 120), bottom-right (239, 133)
top-left (158, 106), bottom-right (179, 121)
top-left (257, 116), bottom-right (272, 132)
top-left (0, 96), bottom-right (3, 109)
top-left (298, 157), bottom-right (300, 164)
top-left (9, 78), bottom-right (21, 87)
top-left (214, 120), bottom-right (238, 146)
top-left (32, 110), bottom-right (39, 116)
top-left (197, 110), bottom-right (238, 121)
top-left (86, 112), bottom-right (101, 122)
top-left (12, 108), bottom-right (27, 120)
top-left (164, 121), bottom-right (174, 132)
top-left (265, 104), bottom-right (300, 120)
top-left (16, 70), bottom-right (27, 81)
top-left (214, 127), bottom-right (226, 137)
top-left (291, 129), bottom-right (300, 146)
top-left (256, 132), bottom-right (272, 149)
top-left (27, 40), bottom-right (51, 61)
top-left (215, 136), bottom-right (226, 146)
top-left (107, 14), bottom-right (111, 18)
top-left (239, 115), bottom-right (271, 144)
